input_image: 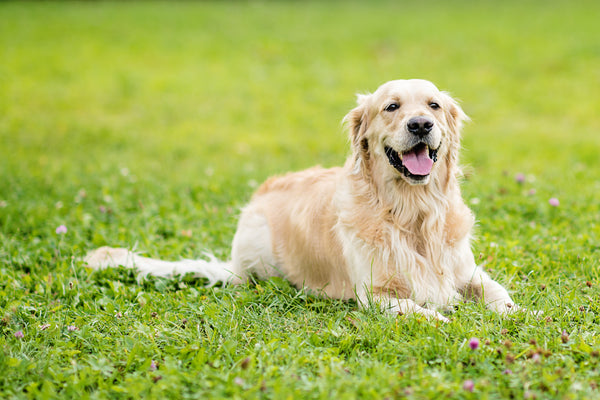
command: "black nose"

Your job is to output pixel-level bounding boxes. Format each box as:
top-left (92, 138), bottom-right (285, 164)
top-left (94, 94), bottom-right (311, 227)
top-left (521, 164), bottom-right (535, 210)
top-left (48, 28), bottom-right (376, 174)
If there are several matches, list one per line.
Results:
top-left (407, 116), bottom-right (434, 136)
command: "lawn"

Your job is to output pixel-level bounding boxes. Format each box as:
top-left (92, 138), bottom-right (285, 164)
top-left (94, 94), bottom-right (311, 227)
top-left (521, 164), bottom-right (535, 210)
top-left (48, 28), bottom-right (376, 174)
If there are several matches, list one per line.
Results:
top-left (1, 1), bottom-right (600, 398)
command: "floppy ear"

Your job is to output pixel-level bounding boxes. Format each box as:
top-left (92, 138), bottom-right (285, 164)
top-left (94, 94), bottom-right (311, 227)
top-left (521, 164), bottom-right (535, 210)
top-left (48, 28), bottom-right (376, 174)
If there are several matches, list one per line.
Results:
top-left (439, 92), bottom-right (469, 179)
top-left (342, 93), bottom-right (371, 161)
top-left (440, 91), bottom-right (469, 137)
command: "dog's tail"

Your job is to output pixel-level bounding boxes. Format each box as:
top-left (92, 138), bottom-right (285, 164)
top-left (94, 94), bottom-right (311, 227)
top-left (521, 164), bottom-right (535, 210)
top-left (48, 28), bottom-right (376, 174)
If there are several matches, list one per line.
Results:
top-left (83, 246), bottom-right (236, 286)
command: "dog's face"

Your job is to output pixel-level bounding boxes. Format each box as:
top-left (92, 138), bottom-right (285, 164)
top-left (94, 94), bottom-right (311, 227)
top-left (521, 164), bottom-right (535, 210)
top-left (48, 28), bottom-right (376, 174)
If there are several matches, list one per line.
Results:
top-left (346, 79), bottom-right (467, 186)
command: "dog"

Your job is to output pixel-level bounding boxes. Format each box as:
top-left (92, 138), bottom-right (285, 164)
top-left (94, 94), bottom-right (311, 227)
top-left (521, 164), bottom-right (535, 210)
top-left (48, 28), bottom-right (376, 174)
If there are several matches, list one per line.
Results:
top-left (85, 79), bottom-right (520, 321)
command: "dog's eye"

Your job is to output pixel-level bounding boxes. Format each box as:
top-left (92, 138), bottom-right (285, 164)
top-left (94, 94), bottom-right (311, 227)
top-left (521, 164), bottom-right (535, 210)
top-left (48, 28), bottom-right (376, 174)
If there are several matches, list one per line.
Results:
top-left (429, 102), bottom-right (440, 110)
top-left (384, 103), bottom-right (400, 112)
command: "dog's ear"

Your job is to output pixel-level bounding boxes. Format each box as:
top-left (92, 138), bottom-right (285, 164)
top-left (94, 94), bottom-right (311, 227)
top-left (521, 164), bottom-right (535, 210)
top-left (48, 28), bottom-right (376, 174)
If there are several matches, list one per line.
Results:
top-left (440, 92), bottom-right (470, 181)
top-left (343, 93), bottom-right (371, 160)
top-left (440, 91), bottom-right (469, 137)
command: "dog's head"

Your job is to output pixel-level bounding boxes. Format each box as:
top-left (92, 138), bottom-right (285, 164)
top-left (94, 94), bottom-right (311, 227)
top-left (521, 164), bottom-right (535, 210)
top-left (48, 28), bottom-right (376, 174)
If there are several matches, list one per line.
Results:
top-left (344, 79), bottom-right (468, 186)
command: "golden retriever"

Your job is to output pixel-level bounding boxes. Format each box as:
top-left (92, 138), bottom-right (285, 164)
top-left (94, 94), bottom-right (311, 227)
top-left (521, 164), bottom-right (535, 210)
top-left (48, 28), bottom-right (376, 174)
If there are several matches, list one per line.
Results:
top-left (85, 79), bottom-right (519, 321)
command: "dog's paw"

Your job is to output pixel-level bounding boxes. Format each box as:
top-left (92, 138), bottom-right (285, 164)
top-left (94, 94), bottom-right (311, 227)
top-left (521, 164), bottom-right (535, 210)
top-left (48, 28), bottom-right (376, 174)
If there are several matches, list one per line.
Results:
top-left (491, 302), bottom-right (542, 317)
top-left (398, 308), bottom-right (450, 323)
top-left (496, 302), bottom-right (520, 315)
top-left (432, 312), bottom-right (451, 323)
top-left (521, 308), bottom-right (544, 317)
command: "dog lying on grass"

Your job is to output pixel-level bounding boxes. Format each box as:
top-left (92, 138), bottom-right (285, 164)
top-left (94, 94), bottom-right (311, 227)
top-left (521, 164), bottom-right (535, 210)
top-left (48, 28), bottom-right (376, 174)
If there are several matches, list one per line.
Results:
top-left (85, 79), bottom-right (520, 321)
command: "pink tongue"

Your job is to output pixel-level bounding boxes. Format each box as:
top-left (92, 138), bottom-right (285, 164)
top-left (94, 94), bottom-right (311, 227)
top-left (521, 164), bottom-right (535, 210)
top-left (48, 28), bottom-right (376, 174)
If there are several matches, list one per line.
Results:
top-left (402, 147), bottom-right (433, 175)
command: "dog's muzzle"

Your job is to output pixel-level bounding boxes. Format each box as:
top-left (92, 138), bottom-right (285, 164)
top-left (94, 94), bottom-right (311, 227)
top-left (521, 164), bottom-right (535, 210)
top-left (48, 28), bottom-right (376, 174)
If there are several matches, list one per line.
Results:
top-left (385, 143), bottom-right (439, 181)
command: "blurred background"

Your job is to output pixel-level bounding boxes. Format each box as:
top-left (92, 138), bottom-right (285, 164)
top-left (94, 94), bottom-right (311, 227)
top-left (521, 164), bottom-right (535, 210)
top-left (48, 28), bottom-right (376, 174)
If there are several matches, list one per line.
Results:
top-left (1, 0), bottom-right (599, 257)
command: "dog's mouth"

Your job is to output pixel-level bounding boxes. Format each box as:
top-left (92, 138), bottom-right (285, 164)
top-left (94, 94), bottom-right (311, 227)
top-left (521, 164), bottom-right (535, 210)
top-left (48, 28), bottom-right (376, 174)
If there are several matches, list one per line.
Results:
top-left (384, 143), bottom-right (438, 180)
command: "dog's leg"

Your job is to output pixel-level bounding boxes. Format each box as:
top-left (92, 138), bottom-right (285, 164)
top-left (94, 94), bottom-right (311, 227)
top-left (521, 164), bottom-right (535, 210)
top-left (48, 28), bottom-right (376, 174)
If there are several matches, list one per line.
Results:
top-left (230, 206), bottom-right (281, 281)
top-left (454, 238), bottom-right (519, 314)
top-left (464, 270), bottom-right (519, 314)
top-left (358, 292), bottom-right (450, 322)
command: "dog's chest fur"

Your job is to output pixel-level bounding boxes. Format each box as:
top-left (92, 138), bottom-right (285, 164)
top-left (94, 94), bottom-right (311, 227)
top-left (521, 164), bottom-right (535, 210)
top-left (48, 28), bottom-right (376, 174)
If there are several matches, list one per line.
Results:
top-left (338, 176), bottom-right (474, 308)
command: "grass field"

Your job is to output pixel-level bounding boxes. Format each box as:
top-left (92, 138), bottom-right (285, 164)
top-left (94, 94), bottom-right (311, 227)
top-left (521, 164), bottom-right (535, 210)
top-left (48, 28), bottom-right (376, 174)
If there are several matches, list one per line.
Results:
top-left (2, 1), bottom-right (600, 398)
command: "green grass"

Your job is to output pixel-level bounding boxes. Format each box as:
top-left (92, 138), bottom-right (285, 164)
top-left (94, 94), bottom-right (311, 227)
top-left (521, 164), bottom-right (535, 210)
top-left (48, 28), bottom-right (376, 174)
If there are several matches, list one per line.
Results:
top-left (2, 1), bottom-right (600, 398)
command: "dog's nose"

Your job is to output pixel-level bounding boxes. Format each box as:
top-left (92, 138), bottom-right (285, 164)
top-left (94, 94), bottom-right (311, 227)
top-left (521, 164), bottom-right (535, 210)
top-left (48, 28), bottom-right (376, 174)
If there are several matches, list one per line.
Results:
top-left (407, 116), bottom-right (434, 136)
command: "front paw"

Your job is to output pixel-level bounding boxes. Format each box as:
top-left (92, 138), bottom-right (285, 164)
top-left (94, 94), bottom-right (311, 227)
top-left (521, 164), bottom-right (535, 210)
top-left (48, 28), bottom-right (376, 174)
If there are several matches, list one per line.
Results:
top-left (494, 301), bottom-right (519, 314)
top-left (490, 301), bottom-right (542, 317)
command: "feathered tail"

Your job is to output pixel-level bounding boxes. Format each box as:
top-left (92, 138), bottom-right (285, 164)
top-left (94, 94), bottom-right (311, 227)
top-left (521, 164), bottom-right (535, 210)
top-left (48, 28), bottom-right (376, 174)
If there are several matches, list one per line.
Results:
top-left (84, 246), bottom-right (235, 286)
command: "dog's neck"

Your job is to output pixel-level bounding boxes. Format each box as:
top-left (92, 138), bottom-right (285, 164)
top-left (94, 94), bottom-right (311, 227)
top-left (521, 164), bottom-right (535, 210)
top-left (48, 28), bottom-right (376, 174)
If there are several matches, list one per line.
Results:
top-left (350, 154), bottom-right (455, 212)
top-left (345, 154), bottom-right (469, 284)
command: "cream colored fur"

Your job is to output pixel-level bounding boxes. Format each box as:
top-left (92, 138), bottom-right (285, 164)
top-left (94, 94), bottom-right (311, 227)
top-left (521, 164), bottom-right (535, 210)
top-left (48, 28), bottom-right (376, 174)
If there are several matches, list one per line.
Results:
top-left (85, 79), bottom-right (519, 321)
